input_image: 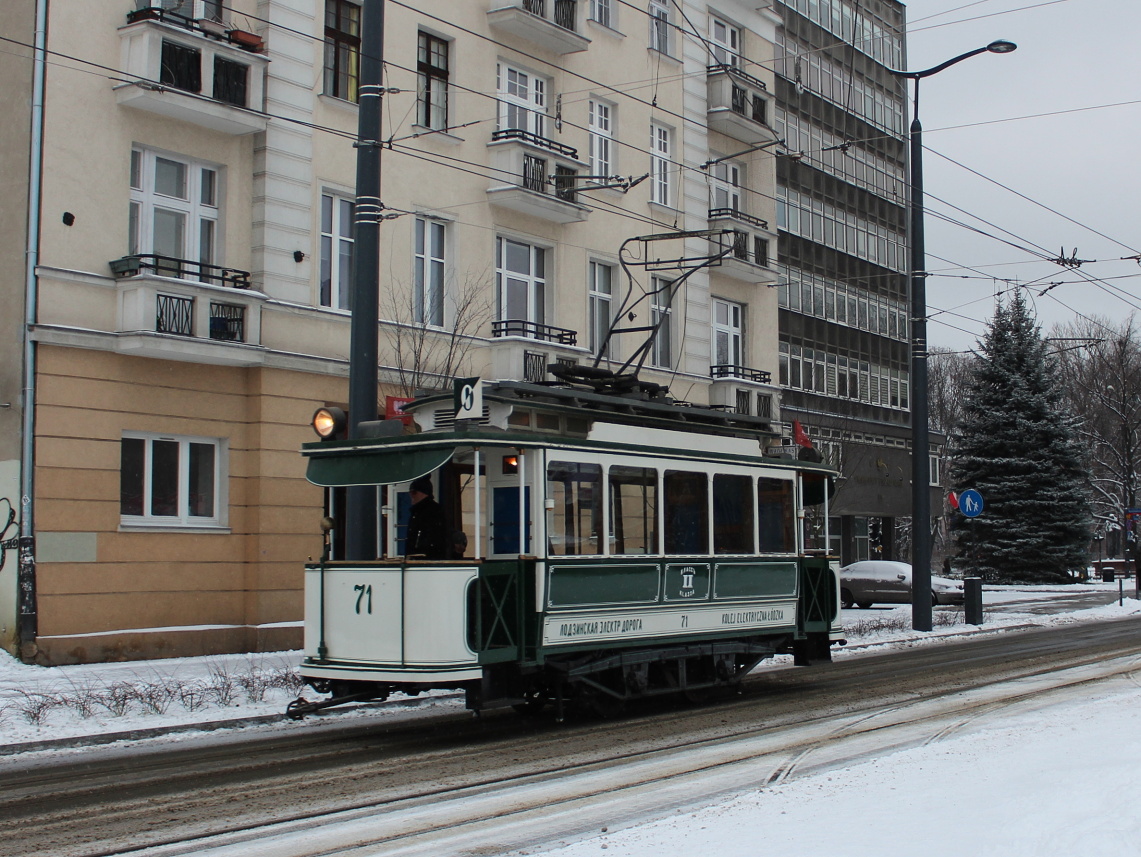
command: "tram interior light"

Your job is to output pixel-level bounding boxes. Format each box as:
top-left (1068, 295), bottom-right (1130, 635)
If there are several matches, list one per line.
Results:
top-left (502, 455), bottom-right (519, 474)
top-left (313, 406), bottom-right (347, 440)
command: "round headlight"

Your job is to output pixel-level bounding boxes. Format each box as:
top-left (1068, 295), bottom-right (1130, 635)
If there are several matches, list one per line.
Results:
top-left (312, 406), bottom-right (347, 439)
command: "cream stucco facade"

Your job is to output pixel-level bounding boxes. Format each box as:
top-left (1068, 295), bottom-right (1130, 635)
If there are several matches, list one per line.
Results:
top-left (2, 0), bottom-right (786, 664)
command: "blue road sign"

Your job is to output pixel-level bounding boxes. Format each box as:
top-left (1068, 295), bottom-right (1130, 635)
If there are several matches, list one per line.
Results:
top-left (959, 489), bottom-right (984, 518)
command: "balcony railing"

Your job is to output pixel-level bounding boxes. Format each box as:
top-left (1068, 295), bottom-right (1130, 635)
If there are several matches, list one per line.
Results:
top-left (126, 7), bottom-right (264, 52)
top-left (491, 128), bottom-right (578, 158)
top-left (521, 0), bottom-right (579, 31)
top-left (493, 320), bottom-right (577, 345)
top-left (156, 294), bottom-right (195, 336)
top-left (110, 254), bottom-right (251, 289)
top-left (711, 364), bottom-right (772, 383)
top-left (708, 207), bottom-right (769, 230)
top-left (208, 302), bottom-right (246, 341)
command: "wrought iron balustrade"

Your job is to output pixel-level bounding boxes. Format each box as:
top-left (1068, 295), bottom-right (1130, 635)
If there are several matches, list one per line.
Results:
top-left (208, 302), bottom-right (245, 342)
top-left (110, 254), bottom-right (251, 289)
top-left (156, 294), bottom-right (194, 336)
top-left (493, 320), bottom-right (577, 345)
top-left (711, 364), bottom-right (771, 383)
top-left (708, 208), bottom-right (769, 230)
top-left (491, 128), bottom-right (578, 159)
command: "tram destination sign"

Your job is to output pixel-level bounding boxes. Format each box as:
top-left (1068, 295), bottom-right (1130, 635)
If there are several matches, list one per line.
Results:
top-left (542, 601), bottom-right (795, 646)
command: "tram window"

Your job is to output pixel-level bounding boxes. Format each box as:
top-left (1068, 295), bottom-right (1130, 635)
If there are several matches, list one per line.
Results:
top-left (758, 477), bottom-right (796, 552)
top-left (664, 471), bottom-right (708, 555)
top-left (609, 466), bottom-right (657, 555)
top-left (547, 461), bottom-right (603, 555)
top-left (713, 474), bottom-right (754, 554)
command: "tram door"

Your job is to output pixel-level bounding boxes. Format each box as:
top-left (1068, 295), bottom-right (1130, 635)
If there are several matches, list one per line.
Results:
top-left (487, 452), bottom-right (531, 556)
top-left (491, 487), bottom-right (531, 555)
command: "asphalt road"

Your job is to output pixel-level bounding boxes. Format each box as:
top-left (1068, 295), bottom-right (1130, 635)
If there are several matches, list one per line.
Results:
top-left (3, 615), bottom-right (1140, 857)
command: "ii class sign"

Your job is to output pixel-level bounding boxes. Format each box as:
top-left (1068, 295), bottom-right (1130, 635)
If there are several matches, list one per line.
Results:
top-left (454, 376), bottom-right (482, 420)
top-left (959, 488), bottom-right (984, 518)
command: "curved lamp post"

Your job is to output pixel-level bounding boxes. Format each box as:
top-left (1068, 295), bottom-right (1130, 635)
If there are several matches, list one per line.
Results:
top-left (889, 40), bottom-right (1016, 631)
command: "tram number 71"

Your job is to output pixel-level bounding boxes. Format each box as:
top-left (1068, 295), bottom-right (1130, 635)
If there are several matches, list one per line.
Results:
top-left (353, 584), bottom-right (373, 615)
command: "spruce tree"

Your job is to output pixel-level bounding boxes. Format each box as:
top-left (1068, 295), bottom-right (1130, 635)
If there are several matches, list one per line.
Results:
top-left (950, 292), bottom-right (1091, 583)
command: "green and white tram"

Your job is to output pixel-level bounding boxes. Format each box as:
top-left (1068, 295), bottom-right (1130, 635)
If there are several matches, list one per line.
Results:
top-left (291, 378), bottom-right (842, 718)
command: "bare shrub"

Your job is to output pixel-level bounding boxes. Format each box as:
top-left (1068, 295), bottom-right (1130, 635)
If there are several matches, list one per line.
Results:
top-left (94, 682), bottom-right (136, 717)
top-left (16, 691), bottom-right (62, 725)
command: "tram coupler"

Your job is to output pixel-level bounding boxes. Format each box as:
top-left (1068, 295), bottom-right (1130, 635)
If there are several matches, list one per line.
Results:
top-left (284, 690), bottom-right (383, 720)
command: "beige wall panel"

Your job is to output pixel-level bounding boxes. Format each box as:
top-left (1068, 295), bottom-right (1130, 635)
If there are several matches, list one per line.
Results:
top-left (39, 346), bottom-right (250, 396)
top-left (35, 467), bottom-right (112, 504)
top-left (93, 533), bottom-right (249, 564)
top-left (36, 498), bottom-right (119, 532)
top-left (37, 591), bottom-right (246, 637)
top-left (37, 561), bottom-right (246, 595)
top-left (35, 436), bottom-right (120, 471)
top-left (38, 374), bottom-right (250, 425)
top-left (243, 588), bottom-right (303, 625)
top-left (245, 536), bottom-right (320, 564)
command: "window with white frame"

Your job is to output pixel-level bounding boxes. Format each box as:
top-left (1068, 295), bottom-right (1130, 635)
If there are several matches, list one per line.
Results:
top-left (120, 432), bottom-right (223, 526)
top-left (650, 123), bottom-right (672, 206)
top-left (414, 217), bottom-right (446, 326)
top-left (713, 298), bottom-right (743, 367)
top-left (497, 63), bottom-right (547, 138)
top-left (417, 31), bottom-right (449, 130)
top-left (650, 276), bottom-right (673, 368)
top-left (590, 0), bottom-right (612, 27)
top-left (710, 17), bottom-right (741, 67)
top-left (709, 159), bottom-right (742, 212)
top-left (320, 192), bottom-right (354, 310)
top-left (588, 100), bottom-right (614, 179)
top-left (129, 148), bottom-right (220, 278)
top-left (589, 261), bottom-right (614, 357)
top-left (496, 237), bottom-right (547, 327)
top-left (649, 0), bottom-right (671, 54)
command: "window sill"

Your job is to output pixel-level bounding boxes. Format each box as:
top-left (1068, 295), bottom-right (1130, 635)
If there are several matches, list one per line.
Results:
top-left (648, 48), bottom-right (681, 66)
top-left (119, 522), bottom-right (231, 534)
top-left (587, 19), bottom-right (625, 39)
top-left (318, 93), bottom-right (360, 114)
top-left (647, 200), bottom-right (681, 218)
top-left (409, 124), bottom-right (465, 145)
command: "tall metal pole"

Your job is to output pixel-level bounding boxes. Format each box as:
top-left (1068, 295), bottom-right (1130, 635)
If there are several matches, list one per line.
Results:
top-left (345, 0), bottom-right (385, 560)
top-left (907, 100), bottom-right (932, 631)
top-left (890, 40), bottom-right (1016, 632)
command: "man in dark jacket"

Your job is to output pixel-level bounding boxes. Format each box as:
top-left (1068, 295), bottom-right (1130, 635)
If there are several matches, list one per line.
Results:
top-left (406, 476), bottom-right (447, 559)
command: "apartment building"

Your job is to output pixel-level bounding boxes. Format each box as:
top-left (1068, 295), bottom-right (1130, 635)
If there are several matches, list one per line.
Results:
top-left (770, 0), bottom-right (937, 563)
top-left (1, 0), bottom-right (788, 664)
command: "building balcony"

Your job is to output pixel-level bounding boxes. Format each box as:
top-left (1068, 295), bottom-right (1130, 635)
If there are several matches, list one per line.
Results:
top-left (709, 366), bottom-right (777, 420)
top-left (707, 208), bottom-right (777, 283)
top-left (487, 0), bottom-right (590, 54)
top-left (706, 64), bottom-right (776, 144)
top-left (489, 321), bottom-right (582, 382)
top-left (115, 10), bottom-right (268, 135)
top-left (109, 254), bottom-right (265, 366)
top-left (487, 130), bottom-right (592, 223)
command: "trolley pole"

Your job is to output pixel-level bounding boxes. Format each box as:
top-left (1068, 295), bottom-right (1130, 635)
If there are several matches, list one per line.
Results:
top-left (345, 0), bottom-right (385, 560)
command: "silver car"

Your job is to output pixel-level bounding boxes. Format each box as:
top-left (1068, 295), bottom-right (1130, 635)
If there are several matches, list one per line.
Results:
top-left (839, 560), bottom-right (965, 609)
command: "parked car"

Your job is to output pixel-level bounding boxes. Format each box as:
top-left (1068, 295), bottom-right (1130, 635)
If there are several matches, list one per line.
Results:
top-left (839, 560), bottom-right (965, 609)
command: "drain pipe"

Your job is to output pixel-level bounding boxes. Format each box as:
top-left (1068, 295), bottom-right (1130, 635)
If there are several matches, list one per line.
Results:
top-left (18, 0), bottom-right (48, 659)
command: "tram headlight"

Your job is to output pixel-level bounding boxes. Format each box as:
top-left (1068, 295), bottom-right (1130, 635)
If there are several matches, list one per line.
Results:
top-left (312, 406), bottom-right (347, 440)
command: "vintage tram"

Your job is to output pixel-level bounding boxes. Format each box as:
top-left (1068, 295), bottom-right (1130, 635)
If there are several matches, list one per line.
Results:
top-left (289, 374), bottom-right (841, 719)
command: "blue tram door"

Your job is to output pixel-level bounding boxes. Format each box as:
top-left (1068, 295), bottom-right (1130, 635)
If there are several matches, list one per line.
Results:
top-left (492, 486), bottom-right (531, 555)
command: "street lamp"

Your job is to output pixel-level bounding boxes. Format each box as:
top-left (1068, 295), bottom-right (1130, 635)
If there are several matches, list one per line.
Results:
top-left (889, 40), bottom-right (1016, 632)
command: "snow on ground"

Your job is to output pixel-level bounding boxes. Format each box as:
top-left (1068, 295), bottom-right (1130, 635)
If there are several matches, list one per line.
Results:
top-left (2, 584), bottom-right (1140, 856)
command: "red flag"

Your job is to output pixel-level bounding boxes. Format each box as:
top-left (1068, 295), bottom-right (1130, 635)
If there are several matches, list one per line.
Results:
top-left (792, 419), bottom-right (813, 449)
top-left (948, 491), bottom-right (959, 510)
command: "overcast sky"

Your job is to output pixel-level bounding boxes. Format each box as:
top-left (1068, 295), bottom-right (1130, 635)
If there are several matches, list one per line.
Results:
top-left (895, 0), bottom-right (1141, 352)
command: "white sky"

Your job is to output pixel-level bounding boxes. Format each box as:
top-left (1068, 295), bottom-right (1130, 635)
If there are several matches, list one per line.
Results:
top-left (897, 0), bottom-right (1141, 352)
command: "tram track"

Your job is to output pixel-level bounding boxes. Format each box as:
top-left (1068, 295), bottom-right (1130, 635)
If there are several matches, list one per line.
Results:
top-left (3, 617), bottom-right (1140, 857)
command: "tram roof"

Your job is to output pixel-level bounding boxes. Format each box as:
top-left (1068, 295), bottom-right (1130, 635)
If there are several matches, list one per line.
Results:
top-left (302, 381), bottom-right (836, 488)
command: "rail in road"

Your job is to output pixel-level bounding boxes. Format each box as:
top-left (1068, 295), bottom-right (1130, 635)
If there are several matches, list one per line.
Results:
top-left (3, 617), bottom-right (1141, 857)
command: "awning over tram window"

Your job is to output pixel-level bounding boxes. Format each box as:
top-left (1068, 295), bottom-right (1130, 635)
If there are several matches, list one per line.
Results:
top-left (305, 446), bottom-right (454, 487)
